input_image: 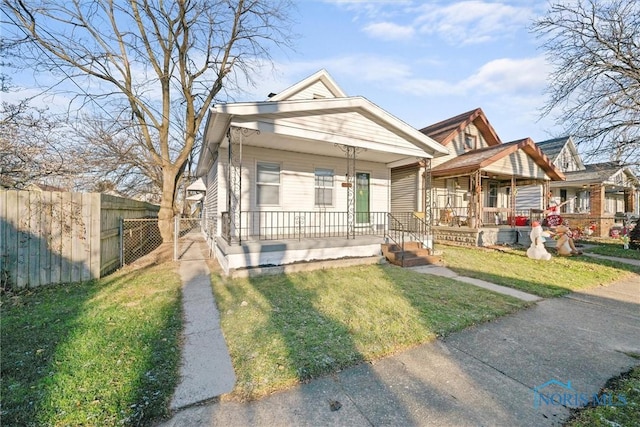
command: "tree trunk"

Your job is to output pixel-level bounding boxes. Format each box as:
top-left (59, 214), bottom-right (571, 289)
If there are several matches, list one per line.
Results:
top-left (158, 166), bottom-right (179, 242)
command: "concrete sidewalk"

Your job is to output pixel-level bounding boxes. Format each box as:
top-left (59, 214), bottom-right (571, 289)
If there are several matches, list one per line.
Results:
top-left (169, 232), bottom-right (236, 411)
top-left (583, 252), bottom-right (640, 268)
top-left (408, 264), bottom-right (542, 302)
top-left (160, 247), bottom-right (640, 426)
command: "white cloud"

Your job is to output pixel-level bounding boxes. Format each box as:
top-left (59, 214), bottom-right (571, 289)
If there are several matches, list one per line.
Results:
top-left (362, 21), bottom-right (415, 41)
top-left (413, 1), bottom-right (533, 45)
top-left (391, 56), bottom-right (550, 97)
top-left (460, 56), bottom-right (550, 93)
top-left (246, 53), bottom-right (550, 101)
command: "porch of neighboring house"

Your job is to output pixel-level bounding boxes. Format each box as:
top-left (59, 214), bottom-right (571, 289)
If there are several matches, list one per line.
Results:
top-left (429, 170), bottom-right (550, 247)
top-left (546, 172), bottom-right (639, 238)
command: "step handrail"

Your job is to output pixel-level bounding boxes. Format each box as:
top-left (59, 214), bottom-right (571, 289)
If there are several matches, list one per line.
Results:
top-left (386, 213), bottom-right (406, 267)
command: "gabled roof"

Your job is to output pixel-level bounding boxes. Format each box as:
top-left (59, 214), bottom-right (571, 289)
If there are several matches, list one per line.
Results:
top-left (563, 161), bottom-right (639, 186)
top-left (419, 108), bottom-right (502, 147)
top-left (432, 138), bottom-right (565, 180)
top-left (267, 69), bottom-right (347, 101)
top-left (196, 71), bottom-right (449, 176)
top-left (537, 136), bottom-right (585, 170)
top-left (205, 96), bottom-right (448, 155)
top-left (186, 178), bottom-right (206, 192)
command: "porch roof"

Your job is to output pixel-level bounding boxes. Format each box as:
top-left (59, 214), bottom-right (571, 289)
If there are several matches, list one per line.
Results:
top-left (196, 96), bottom-right (449, 176)
top-left (431, 138), bottom-right (565, 180)
top-left (559, 162), bottom-right (639, 188)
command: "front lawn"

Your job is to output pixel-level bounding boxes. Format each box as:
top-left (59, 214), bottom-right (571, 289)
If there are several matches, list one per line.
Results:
top-left (0, 262), bottom-right (182, 427)
top-left (564, 364), bottom-right (640, 426)
top-left (582, 240), bottom-right (640, 261)
top-left (211, 264), bottom-right (528, 401)
top-left (439, 245), bottom-right (637, 298)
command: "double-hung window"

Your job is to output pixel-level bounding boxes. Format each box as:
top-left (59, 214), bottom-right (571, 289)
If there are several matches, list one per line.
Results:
top-left (257, 162), bottom-right (280, 205)
top-left (314, 168), bottom-right (334, 206)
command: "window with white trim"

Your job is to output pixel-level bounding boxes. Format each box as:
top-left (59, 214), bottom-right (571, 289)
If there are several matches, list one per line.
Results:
top-left (314, 168), bottom-right (334, 206)
top-left (256, 162), bottom-right (280, 205)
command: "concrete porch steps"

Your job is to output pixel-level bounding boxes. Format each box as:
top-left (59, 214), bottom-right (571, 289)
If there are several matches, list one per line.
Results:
top-left (381, 241), bottom-right (442, 267)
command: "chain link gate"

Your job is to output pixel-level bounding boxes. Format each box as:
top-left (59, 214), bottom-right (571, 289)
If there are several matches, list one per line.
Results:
top-left (173, 217), bottom-right (205, 261)
top-left (119, 218), bottom-right (163, 267)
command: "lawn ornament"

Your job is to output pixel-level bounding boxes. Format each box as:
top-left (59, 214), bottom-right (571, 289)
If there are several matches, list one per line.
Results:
top-left (527, 221), bottom-right (552, 261)
top-left (555, 225), bottom-right (582, 256)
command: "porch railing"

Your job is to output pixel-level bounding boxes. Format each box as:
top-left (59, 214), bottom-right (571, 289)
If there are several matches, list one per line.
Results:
top-left (435, 205), bottom-right (544, 227)
top-left (221, 211), bottom-right (389, 243)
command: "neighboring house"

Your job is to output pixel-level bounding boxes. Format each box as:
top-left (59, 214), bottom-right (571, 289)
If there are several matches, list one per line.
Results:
top-left (519, 136), bottom-right (640, 236)
top-left (184, 177), bottom-right (206, 216)
top-left (194, 70), bottom-right (448, 274)
top-left (391, 108), bottom-right (565, 246)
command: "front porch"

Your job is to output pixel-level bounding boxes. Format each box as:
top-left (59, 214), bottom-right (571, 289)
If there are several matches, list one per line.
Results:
top-left (211, 210), bottom-right (434, 274)
top-left (214, 234), bottom-right (387, 275)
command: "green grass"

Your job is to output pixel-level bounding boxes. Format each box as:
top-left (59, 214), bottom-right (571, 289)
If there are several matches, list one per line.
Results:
top-left (582, 240), bottom-right (640, 261)
top-left (0, 262), bottom-right (182, 427)
top-left (438, 244), bottom-right (638, 298)
top-left (211, 263), bottom-right (528, 401)
top-left (564, 364), bottom-right (640, 427)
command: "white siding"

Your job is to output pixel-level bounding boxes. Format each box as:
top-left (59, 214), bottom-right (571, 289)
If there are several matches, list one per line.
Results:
top-left (431, 123), bottom-right (489, 169)
top-left (484, 150), bottom-right (548, 179)
top-left (276, 112), bottom-right (416, 150)
top-left (231, 145), bottom-right (390, 213)
top-left (555, 145), bottom-right (582, 172)
top-left (285, 81), bottom-right (337, 100)
top-left (204, 157), bottom-right (221, 236)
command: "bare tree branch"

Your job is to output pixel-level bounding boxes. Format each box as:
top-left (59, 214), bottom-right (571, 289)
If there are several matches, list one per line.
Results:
top-left (2, 0), bottom-right (296, 239)
top-left (532, 0), bottom-right (640, 168)
top-left (0, 100), bottom-right (80, 188)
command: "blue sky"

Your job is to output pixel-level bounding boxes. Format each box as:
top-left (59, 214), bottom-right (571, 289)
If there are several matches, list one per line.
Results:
top-left (245, 0), bottom-right (561, 143)
top-left (7, 0), bottom-right (562, 145)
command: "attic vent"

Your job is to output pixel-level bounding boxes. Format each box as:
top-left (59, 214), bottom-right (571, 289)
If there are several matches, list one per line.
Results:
top-left (312, 93), bottom-right (326, 99)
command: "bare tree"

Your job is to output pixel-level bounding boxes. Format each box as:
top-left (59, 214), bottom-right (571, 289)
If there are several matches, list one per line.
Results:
top-left (73, 117), bottom-right (164, 202)
top-left (0, 100), bottom-right (78, 189)
top-left (2, 0), bottom-right (295, 240)
top-left (532, 0), bottom-right (640, 166)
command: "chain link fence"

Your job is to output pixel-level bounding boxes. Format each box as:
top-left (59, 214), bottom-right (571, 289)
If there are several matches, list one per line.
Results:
top-left (120, 218), bottom-right (163, 266)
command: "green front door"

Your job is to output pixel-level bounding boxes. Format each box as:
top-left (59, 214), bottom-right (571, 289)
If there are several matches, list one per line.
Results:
top-left (356, 172), bottom-right (370, 224)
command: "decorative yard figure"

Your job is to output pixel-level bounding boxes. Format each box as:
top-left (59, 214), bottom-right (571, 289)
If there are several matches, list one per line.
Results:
top-left (555, 224), bottom-right (583, 256)
top-left (527, 221), bottom-right (552, 260)
top-left (622, 234), bottom-right (630, 250)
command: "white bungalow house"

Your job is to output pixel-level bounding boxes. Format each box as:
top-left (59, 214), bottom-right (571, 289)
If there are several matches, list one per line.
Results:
top-left (194, 70), bottom-right (448, 274)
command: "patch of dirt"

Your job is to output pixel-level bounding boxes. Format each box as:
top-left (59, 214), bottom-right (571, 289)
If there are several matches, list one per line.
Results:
top-left (125, 243), bottom-right (175, 271)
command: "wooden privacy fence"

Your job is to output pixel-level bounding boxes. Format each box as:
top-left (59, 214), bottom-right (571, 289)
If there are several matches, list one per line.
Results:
top-left (0, 190), bottom-right (159, 289)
